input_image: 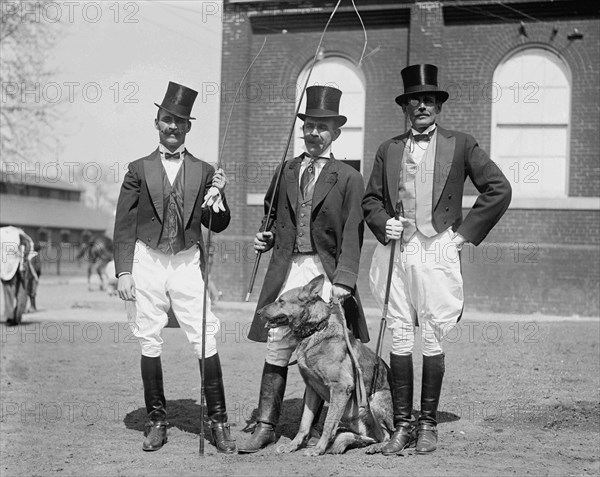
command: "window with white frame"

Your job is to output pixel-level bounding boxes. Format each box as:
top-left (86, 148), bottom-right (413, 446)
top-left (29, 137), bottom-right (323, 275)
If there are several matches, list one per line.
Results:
top-left (491, 47), bottom-right (570, 198)
top-left (294, 57), bottom-right (366, 173)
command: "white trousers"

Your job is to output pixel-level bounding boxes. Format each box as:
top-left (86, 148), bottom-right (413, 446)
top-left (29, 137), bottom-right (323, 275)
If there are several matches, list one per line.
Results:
top-left (265, 254), bottom-right (332, 367)
top-left (369, 228), bottom-right (463, 356)
top-left (130, 241), bottom-right (220, 358)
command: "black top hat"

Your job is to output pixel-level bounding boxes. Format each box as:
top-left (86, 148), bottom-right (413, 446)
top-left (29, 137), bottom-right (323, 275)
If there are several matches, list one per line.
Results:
top-left (297, 85), bottom-right (347, 127)
top-left (155, 81), bottom-right (198, 120)
top-left (395, 64), bottom-right (449, 106)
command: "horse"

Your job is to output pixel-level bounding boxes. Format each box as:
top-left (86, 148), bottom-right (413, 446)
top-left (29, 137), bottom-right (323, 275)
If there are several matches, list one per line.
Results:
top-left (1, 226), bottom-right (40, 325)
top-left (77, 235), bottom-right (114, 291)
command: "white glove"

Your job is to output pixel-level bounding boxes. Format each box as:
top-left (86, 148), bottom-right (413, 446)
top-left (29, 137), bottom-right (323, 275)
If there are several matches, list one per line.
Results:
top-left (202, 168), bottom-right (227, 212)
top-left (202, 186), bottom-right (226, 213)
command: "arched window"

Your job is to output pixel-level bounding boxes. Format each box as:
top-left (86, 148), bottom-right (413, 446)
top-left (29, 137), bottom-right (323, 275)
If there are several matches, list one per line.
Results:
top-left (294, 56), bottom-right (366, 172)
top-left (491, 47), bottom-right (570, 198)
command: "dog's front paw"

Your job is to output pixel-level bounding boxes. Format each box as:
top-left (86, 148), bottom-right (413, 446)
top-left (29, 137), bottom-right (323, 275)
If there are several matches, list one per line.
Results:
top-left (365, 442), bottom-right (385, 454)
top-left (303, 446), bottom-right (326, 457)
top-left (276, 442), bottom-right (300, 454)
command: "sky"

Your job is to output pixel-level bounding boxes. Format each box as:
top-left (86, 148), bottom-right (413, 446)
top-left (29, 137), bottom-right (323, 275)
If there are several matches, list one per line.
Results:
top-left (44, 1), bottom-right (223, 201)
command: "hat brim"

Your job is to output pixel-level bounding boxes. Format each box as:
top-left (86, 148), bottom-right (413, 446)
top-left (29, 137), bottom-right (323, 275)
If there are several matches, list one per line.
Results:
top-left (297, 113), bottom-right (347, 127)
top-left (395, 90), bottom-right (449, 106)
top-left (155, 103), bottom-right (196, 120)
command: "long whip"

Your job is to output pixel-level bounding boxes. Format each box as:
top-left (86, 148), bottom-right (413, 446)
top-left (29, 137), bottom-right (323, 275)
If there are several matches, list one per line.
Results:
top-left (245, 0), bottom-right (358, 301)
top-left (199, 38), bottom-right (267, 456)
top-left (369, 200), bottom-right (404, 398)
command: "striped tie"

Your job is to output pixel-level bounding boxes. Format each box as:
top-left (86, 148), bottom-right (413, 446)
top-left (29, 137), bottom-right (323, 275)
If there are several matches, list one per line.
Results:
top-left (300, 159), bottom-right (316, 200)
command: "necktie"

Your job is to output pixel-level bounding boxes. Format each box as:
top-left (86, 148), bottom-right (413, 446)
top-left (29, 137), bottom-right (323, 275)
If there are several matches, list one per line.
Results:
top-left (412, 132), bottom-right (433, 142)
top-left (164, 152), bottom-right (181, 160)
top-left (300, 158), bottom-right (316, 200)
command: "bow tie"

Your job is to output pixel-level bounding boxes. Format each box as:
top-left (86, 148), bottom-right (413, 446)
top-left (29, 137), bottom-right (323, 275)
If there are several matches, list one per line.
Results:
top-left (412, 132), bottom-right (434, 142)
top-left (164, 151), bottom-right (182, 160)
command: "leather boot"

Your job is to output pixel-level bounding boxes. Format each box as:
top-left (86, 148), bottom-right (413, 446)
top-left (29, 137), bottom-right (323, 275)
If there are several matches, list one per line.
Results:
top-left (237, 362), bottom-right (288, 454)
top-left (141, 356), bottom-right (167, 451)
top-left (416, 353), bottom-right (445, 454)
top-left (382, 353), bottom-right (415, 455)
top-left (200, 354), bottom-right (236, 454)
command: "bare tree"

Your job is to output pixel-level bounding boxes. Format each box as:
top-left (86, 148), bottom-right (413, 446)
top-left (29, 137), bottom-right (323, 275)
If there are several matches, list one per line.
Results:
top-left (0, 0), bottom-right (64, 163)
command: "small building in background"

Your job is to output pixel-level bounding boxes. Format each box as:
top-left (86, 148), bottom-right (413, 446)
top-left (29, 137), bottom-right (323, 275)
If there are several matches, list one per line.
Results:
top-left (0, 170), bottom-right (112, 275)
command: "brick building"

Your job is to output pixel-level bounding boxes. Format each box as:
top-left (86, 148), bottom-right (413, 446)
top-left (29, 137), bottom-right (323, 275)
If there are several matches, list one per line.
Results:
top-left (217, 0), bottom-right (599, 317)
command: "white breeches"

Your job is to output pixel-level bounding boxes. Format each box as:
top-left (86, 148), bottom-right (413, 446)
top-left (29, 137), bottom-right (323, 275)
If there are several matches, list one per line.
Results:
top-left (130, 241), bottom-right (220, 358)
top-left (369, 228), bottom-right (463, 357)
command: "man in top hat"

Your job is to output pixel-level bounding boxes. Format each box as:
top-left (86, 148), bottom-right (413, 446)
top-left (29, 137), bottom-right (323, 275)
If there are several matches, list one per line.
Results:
top-left (363, 65), bottom-right (511, 454)
top-left (114, 81), bottom-right (236, 453)
top-left (238, 85), bottom-right (369, 453)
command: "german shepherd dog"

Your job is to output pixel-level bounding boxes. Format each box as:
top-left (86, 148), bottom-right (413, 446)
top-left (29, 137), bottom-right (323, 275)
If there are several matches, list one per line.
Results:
top-left (259, 275), bottom-right (394, 456)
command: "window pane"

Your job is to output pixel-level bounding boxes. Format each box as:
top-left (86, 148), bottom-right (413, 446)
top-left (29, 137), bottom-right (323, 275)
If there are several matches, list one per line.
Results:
top-left (332, 129), bottom-right (363, 163)
top-left (492, 48), bottom-right (570, 198)
top-left (494, 127), bottom-right (567, 198)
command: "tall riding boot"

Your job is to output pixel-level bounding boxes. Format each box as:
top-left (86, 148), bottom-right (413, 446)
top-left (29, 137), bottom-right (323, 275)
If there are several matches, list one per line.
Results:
top-left (381, 353), bottom-right (415, 455)
top-left (141, 356), bottom-right (167, 451)
top-left (200, 354), bottom-right (236, 454)
top-left (416, 353), bottom-right (445, 454)
top-left (237, 362), bottom-right (288, 454)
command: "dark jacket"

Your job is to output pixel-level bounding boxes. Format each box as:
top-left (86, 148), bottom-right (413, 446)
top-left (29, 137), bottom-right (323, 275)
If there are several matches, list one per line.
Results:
top-left (113, 149), bottom-right (230, 276)
top-left (248, 155), bottom-right (369, 343)
top-left (363, 126), bottom-right (512, 246)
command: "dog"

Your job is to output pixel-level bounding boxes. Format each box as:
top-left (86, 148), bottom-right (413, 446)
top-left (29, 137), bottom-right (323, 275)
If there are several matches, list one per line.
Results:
top-left (258, 275), bottom-right (394, 456)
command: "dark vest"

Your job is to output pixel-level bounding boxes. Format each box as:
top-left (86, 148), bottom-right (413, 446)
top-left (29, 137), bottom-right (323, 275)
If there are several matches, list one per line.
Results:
top-left (157, 163), bottom-right (186, 255)
top-left (294, 173), bottom-right (315, 254)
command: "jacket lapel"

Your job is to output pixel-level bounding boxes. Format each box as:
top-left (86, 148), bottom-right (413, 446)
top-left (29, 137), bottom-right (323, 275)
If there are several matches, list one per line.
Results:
top-left (433, 127), bottom-right (456, 208)
top-left (144, 149), bottom-right (164, 222)
top-left (386, 137), bottom-right (407, 214)
top-left (285, 155), bottom-right (303, 213)
top-left (183, 153), bottom-right (203, 227)
top-left (311, 158), bottom-right (338, 211)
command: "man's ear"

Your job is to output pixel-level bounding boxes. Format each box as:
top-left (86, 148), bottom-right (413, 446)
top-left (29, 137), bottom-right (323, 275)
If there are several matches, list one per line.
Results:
top-left (436, 103), bottom-right (443, 114)
top-left (154, 118), bottom-right (159, 130)
top-left (186, 120), bottom-right (192, 132)
top-left (332, 128), bottom-right (341, 141)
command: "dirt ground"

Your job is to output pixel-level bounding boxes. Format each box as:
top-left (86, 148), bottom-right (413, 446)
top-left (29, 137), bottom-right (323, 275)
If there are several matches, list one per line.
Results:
top-left (1, 276), bottom-right (599, 477)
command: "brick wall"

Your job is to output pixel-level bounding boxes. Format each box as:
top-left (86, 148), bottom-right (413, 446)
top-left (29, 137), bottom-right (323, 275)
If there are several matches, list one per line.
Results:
top-left (216, 1), bottom-right (600, 317)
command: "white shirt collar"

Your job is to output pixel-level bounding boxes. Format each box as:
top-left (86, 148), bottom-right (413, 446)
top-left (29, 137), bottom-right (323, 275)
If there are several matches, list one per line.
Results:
top-left (410, 124), bottom-right (437, 137)
top-left (158, 144), bottom-right (186, 156)
top-left (301, 145), bottom-right (333, 161)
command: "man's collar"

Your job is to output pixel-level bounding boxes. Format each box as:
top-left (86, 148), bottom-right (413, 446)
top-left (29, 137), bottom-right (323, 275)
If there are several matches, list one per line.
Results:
top-left (410, 124), bottom-right (437, 137)
top-left (159, 144), bottom-right (186, 156)
top-left (302, 145), bottom-right (332, 161)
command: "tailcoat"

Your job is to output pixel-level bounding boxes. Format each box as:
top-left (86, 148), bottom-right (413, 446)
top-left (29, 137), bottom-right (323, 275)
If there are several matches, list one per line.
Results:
top-left (363, 126), bottom-right (511, 246)
top-left (113, 149), bottom-right (230, 277)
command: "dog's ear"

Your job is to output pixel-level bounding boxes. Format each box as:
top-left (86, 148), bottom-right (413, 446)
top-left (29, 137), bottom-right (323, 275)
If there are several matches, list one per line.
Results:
top-left (300, 275), bottom-right (325, 300)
